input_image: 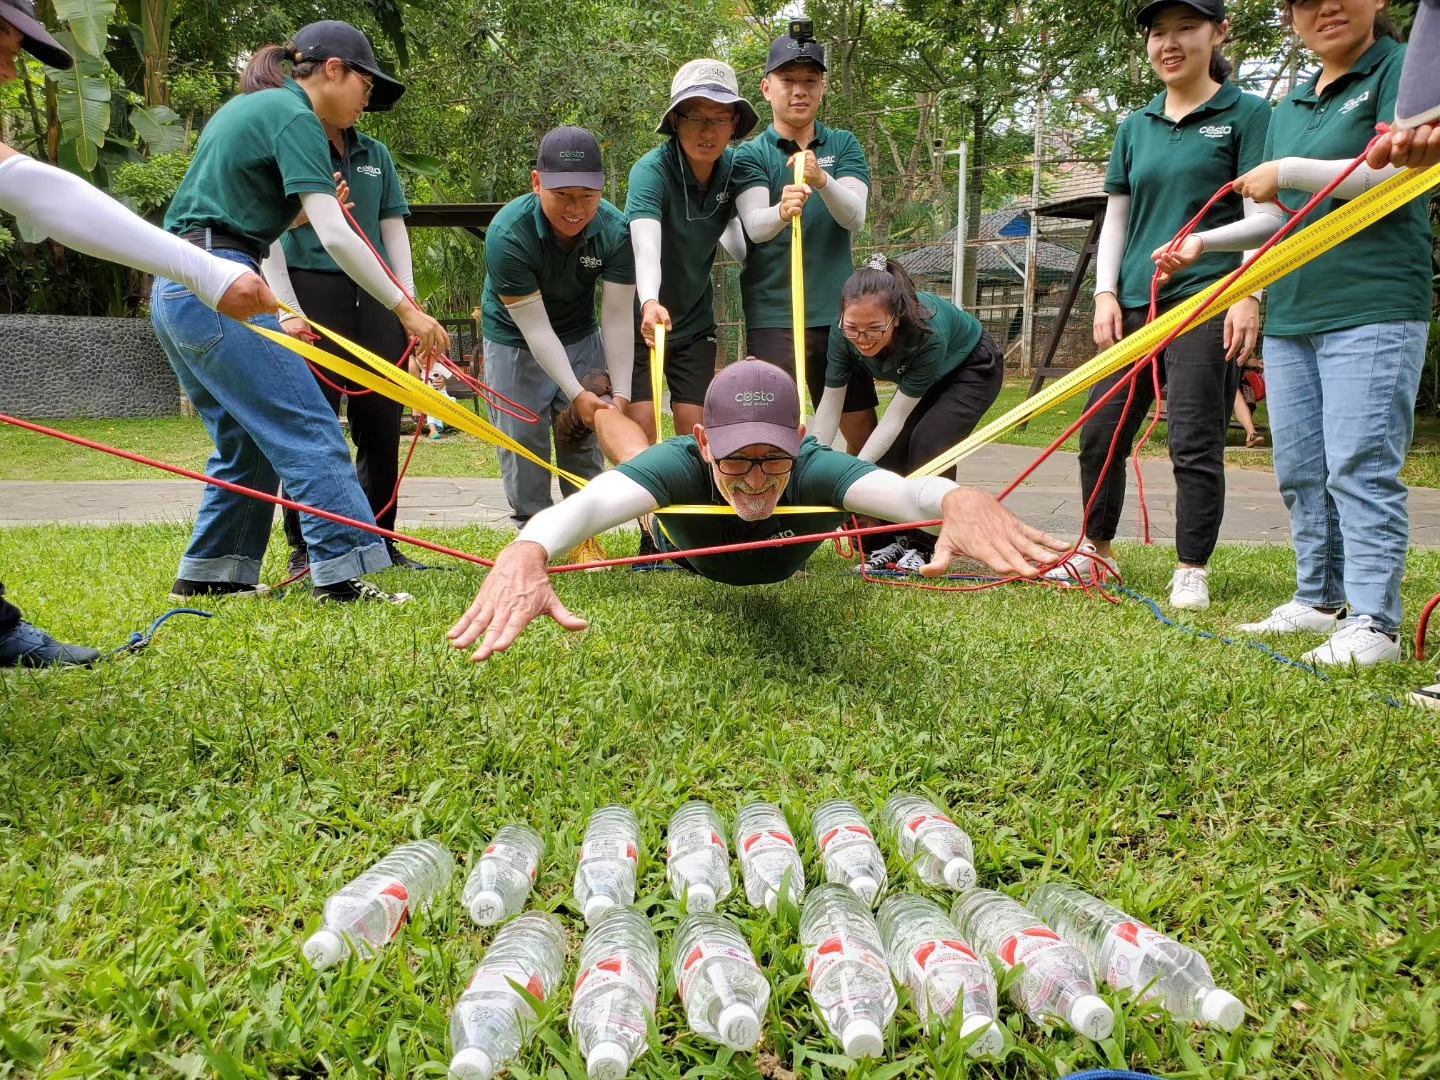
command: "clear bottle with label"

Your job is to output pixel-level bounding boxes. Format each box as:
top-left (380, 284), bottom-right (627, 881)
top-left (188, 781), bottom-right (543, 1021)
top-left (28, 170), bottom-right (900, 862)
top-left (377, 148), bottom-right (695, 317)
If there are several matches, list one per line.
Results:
top-left (734, 802), bottom-right (806, 914)
top-left (880, 794), bottom-right (976, 891)
top-left (450, 911), bottom-right (569, 1080)
top-left (811, 800), bottom-right (888, 907)
top-left (666, 802), bottom-right (733, 913)
top-left (876, 894), bottom-right (1002, 1056)
top-left (1029, 883), bottom-right (1243, 1030)
top-left (798, 883), bottom-right (897, 1059)
top-left (569, 906), bottom-right (660, 1080)
top-left (463, 824), bottom-right (546, 926)
top-left (303, 839), bottom-right (455, 969)
top-left (951, 888), bottom-right (1114, 1040)
top-left (672, 912), bottom-right (770, 1050)
top-left (574, 806), bottom-right (642, 925)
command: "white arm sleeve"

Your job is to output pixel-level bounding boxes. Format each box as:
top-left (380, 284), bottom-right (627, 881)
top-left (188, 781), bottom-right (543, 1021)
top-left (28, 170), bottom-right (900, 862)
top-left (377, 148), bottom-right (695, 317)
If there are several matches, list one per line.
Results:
top-left (1194, 199), bottom-right (1285, 252)
top-left (261, 240), bottom-right (306, 320)
top-left (379, 216), bottom-right (415, 300)
top-left (300, 192), bottom-right (406, 310)
top-left (0, 155), bottom-right (246, 311)
top-left (1094, 193), bottom-right (1130, 297)
top-left (810, 385), bottom-right (847, 449)
top-left (737, 186), bottom-right (787, 243)
top-left (1276, 157), bottom-right (1403, 199)
top-left (856, 391), bottom-right (922, 462)
top-left (719, 216), bottom-right (747, 267)
top-left (601, 281), bottom-right (637, 401)
top-left (842, 470), bottom-right (959, 536)
top-left (816, 175), bottom-right (868, 231)
top-left (518, 470), bottom-right (660, 559)
top-left (630, 218), bottom-right (663, 307)
top-left (506, 294), bottom-right (586, 400)
top-left (1241, 198), bottom-right (1263, 301)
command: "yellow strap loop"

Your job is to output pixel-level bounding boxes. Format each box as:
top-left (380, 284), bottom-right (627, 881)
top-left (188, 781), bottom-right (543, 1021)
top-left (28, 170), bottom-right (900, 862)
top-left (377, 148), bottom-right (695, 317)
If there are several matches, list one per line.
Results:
top-left (651, 321), bottom-right (666, 439)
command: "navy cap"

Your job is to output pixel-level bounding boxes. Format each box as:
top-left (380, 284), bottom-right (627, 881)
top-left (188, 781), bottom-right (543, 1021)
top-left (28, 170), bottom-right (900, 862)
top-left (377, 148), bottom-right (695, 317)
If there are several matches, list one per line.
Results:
top-left (536, 126), bottom-right (605, 191)
top-left (291, 21), bottom-right (405, 112)
top-left (765, 33), bottom-right (827, 75)
top-left (1135, 0), bottom-right (1225, 27)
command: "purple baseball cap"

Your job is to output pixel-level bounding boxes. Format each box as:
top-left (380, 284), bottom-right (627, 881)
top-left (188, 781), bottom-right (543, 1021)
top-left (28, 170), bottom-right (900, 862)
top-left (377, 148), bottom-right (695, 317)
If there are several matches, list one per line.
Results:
top-left (702, 360), bottom-right (802, 460)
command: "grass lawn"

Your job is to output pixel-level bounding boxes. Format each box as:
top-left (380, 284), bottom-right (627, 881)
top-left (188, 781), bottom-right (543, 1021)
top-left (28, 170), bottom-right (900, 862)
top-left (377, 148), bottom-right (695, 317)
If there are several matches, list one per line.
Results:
top-left (2, 525), bottom-right (1438, 1078)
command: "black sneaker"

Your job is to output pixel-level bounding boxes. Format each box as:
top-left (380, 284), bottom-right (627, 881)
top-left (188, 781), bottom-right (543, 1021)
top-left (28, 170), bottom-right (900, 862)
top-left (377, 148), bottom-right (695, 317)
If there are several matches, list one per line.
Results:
top-left (287, 545), bottom-right (310, 578)
top-left (386, 541), bottom-right (441, 571)
top-left (313, 579), bottom-right (412, 605)
top-left (0, 621), bottom-right (101, 668)
top-left (170, 579), bottom-right (272, 602)
top-left (630, 527), bottom-right (663, 571)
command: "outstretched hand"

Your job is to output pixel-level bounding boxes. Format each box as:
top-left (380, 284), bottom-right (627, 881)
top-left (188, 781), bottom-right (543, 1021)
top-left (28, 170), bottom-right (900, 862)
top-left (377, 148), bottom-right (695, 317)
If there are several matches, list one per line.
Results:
top-left (447, 541), bottom-right (588, 662)
top-left (924, 488), bottom-right (1071, 579)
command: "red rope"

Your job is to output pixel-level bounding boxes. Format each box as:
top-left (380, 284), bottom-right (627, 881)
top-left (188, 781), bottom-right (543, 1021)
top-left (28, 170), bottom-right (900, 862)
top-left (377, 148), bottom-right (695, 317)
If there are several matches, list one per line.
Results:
top-left (1415, 593), bottom-right (1440, 663)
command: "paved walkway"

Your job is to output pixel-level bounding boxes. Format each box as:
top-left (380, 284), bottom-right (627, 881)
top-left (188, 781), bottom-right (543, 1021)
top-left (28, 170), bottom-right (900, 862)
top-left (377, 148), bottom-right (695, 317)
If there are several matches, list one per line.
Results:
top-left (6, 444), bottom-right (1440, 545)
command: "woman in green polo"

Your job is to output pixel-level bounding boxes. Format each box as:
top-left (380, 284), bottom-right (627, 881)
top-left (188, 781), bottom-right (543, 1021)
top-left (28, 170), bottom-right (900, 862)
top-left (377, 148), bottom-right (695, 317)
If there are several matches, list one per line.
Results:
top-left (1164, 1), bottom-right (1427, 667)
top-left (811, 256), bottom-right (1003, 573)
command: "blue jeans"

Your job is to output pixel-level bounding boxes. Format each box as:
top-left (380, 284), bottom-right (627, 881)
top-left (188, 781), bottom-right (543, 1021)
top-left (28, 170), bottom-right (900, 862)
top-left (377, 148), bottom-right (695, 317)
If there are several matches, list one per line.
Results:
top-left (1264, 321), bottom-right (1428, 633)
top-left (484, 333), bottom-right (606, 522)
top-left (149, 250), bottom-right (390, 587)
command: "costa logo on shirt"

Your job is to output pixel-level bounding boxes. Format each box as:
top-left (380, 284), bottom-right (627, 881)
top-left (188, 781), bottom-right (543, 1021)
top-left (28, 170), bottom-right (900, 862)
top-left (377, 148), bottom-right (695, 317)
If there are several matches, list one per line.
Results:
top-left (355, 164), bottom-right (382, 177)
top-left (1340, 90), bottom-right (1371, 115)
top-left (1198, 125), bottom-right (1232, 139)
top-left (817, 155), bottom-right (836, 168)
top-left (734, 390), bottom-right (776, 405)
top-left (716, 191), bottom-right (732, 203)
top-left (580, 255), bottom-right (603, 269)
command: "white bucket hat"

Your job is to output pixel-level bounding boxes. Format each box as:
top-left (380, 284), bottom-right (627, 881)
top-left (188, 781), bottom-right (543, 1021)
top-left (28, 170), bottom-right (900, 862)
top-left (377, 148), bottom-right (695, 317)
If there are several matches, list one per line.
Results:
top-left (657, 59), bottom-right (760, 141)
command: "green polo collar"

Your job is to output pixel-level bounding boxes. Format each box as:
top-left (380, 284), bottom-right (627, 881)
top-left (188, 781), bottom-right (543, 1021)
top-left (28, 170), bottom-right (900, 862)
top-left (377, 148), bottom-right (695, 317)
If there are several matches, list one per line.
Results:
top-left (281, 78), bottom-right (316, 112)
top-left (1141, 79), bottom-right (1240, 124)
top-left (769, 119), bottom-right (834, 154)
top-left (1294, 35), bottom-right (1398, 102)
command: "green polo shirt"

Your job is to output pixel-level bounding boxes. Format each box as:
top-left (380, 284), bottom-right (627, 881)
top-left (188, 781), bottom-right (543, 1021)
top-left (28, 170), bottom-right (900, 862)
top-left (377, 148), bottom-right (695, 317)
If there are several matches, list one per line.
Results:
top-left (481, 194), bottom-right (637, 349)
top-left (166, 80), bottom-right (336, 254)
top-left (626, 141), bottom-right (740, 340)
top-left (733, 122), bottom-right (871, 329)
top-left (1105, 81), bottom-right (1271, 309)
top-left (282, 128), bottom-right (409, 272)
top-left (1262, 38), bottom-right (1430, 336)
top-left (826, 292), bottom-right (983, 398)
top-left (618, 435), bottom-right (876, 585)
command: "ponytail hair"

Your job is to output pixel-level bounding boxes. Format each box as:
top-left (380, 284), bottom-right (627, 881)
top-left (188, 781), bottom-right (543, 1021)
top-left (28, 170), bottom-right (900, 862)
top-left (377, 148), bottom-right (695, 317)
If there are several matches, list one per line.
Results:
top-left (1209, 45), bottom-right (1232, 83)
top-left (840, 253), bottom-right (934, 348)
top-left (240, 42), bottom-right (323, 94)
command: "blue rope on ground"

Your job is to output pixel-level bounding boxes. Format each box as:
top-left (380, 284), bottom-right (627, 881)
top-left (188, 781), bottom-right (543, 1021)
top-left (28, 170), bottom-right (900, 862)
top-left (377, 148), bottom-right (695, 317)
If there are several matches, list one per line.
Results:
top-left (108, 608), bottom-right (214, 658)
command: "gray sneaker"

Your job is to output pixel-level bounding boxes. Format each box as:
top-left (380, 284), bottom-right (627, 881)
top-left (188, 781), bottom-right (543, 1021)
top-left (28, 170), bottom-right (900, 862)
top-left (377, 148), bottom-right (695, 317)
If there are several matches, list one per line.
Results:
top-left (862, 541), bottom-right (907, 572)
top-left (895, 547), bottom-right (930, 574)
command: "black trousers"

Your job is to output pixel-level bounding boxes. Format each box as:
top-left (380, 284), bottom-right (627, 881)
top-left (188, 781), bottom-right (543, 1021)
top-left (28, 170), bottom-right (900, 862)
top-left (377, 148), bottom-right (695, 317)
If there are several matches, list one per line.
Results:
top-left (876, 331), bottom-right (1005, 553)
top-left (1078, 302), bottom-right (1240, 566)
top-left (280, 268), bottom-right (408, 546)
top-left (0, 583), bottom-right (20, 635)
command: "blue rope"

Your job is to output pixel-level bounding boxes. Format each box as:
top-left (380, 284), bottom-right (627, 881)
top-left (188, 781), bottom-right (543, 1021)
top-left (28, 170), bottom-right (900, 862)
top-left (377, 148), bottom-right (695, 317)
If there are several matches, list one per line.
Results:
top-left (108, 608), bottom-right (214, 658)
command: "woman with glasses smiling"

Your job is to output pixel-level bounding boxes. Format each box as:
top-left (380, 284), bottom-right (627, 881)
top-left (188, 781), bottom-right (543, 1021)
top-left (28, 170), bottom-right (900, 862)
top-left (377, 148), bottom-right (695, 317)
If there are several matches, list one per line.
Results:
top-left (811, 255), bottom-right (1003, 573)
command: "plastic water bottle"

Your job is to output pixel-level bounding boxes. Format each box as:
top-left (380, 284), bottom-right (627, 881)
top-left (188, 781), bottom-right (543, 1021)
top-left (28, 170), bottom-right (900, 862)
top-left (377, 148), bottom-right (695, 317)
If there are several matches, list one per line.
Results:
top-left (951, 888), bottom-right (1114, 1040)
top-left (574, 806), bottom-right (642, 925)
top-left (811, 800), bottom-right (888, 907)
top-left (449, 911), bottom-right (569, 1080)
top-left (462, 825), bottom-right (545, 926)
top-left (303, 839), bottom-right (454, 969)
top-left (798, 884), bottom-right (897, 1059)
top-left (880, 794), bottom-right (976, 891)
top-left (1029, 883), bottom-right (1243, 1030)
top-left (666, 802), bottom-right (732, 912)
top-left (877, 894), bottom-right (1002, 1055)
top-left (569, 907), bottom-right (660, 1080)
top-left (735, 802), bottom-right (806, 914)
top-left (673, 912), bottom-right (770, 1050)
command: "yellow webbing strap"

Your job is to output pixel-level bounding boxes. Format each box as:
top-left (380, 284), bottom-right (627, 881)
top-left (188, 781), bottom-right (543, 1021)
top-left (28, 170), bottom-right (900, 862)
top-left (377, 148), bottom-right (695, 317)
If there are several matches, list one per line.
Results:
top-left (791, 152), bottom-right (808, 424)
top-left (651, 321), bottom-right (666, 438)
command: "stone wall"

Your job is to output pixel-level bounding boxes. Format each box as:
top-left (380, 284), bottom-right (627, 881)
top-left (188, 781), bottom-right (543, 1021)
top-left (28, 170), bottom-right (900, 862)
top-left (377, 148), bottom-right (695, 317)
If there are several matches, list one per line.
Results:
top-left (0, 314), bottom-right (180, 419)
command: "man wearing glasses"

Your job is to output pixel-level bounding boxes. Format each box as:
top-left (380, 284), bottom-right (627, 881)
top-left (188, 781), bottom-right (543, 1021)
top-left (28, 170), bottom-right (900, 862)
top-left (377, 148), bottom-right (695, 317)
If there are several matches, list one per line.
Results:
top-left (447, 360), bottom-right (1068, 662)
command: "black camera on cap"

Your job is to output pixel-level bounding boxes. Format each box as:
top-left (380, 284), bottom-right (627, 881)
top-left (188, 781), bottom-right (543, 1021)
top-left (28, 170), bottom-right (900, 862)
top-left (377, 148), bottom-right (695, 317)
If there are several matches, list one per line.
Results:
top-left (789, 18), bottom-right (815, 43)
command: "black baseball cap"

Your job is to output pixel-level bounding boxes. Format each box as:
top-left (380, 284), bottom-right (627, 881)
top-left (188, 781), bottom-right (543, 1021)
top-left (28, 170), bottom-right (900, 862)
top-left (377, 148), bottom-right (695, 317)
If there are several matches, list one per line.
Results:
top-left (0, 0), bottom-right (73, 70)
top-left (1135, 0), bottom-right (1225, 27)
top-left (765, 33), bottom-right (827, 75)
top-left (535, 126), bottom-right (605, 191)
top-left (291, 21), bottom-right (405, 112)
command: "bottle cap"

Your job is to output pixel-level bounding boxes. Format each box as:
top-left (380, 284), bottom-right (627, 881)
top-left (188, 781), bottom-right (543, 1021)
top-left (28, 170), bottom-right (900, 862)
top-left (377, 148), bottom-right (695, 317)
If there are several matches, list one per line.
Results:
top-left (686, 883), bottom-right (717, 912)
top-left (302, 929), bottom-right (347, 969)
top-left (468, 890), bottom-right (506, 926)
top-left (584, 894), bottom-right (617, 924)
top-left (959, 1014), bottom-right (1004, 1059)
top-left (841, 1018), bottom-right (884, 1059)
top-left (717, 1002), bottom-right (762, 1050)
top-left (449, 1047), bottom-right (496, 1080)
top-left (1067, 994), bottom-right (1115, 1041)
top-left (762, 888), bottom-right (780, 915)
top-left (943, 858), bottom-right (977, 891)
top-left (850, 875), bottom-right (880, 907)
top-left (585, 1041), bottom-right (630, 1080)
top-left (1200, 987), bottom-right (1245, 1031)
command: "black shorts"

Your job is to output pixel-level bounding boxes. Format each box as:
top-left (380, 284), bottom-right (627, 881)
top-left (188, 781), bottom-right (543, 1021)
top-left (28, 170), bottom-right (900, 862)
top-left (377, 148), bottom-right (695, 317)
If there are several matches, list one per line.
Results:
top-left (630, 326), bottom-right (719, 407)
top-left (745, 326), bottom-right (880, 413)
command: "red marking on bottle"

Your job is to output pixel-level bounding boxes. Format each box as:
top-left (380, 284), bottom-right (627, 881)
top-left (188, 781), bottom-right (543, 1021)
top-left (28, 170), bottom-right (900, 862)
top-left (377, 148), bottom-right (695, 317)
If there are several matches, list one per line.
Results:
top-left (1115, 922), bottom-right (1141, 945)
top-left (745, 830), bottom-right (795, 852)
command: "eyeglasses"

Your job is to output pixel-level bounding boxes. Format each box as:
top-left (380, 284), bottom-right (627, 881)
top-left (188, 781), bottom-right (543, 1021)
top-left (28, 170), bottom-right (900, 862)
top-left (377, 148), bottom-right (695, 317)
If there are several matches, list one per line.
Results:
top-left (348, 66), bottom-right (374, 101)
top-left (839, 314), bottom-right (895, 343)
top-left (715, 454), bottom-right (797, 477)
top-left (676, 112), bottom-right (736, 131)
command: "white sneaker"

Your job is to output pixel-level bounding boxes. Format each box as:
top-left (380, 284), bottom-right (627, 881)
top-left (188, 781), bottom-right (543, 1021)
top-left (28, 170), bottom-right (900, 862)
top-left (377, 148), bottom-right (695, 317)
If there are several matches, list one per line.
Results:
top-left (1168, 567), bottom-right (1210, 610)
top-left (1236, 601), bottom-right (1348, 634)
top-left (862, 541), bottom-right (907, 572)
top-left (1044, 542), bottom-right (1108, 582)
top-left (1299, 616), bottom-right (1401, 668)
top-left (895, 548), bottom-right (930, 574)
top-left (1407, 681), bottom-right (1440, 711)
